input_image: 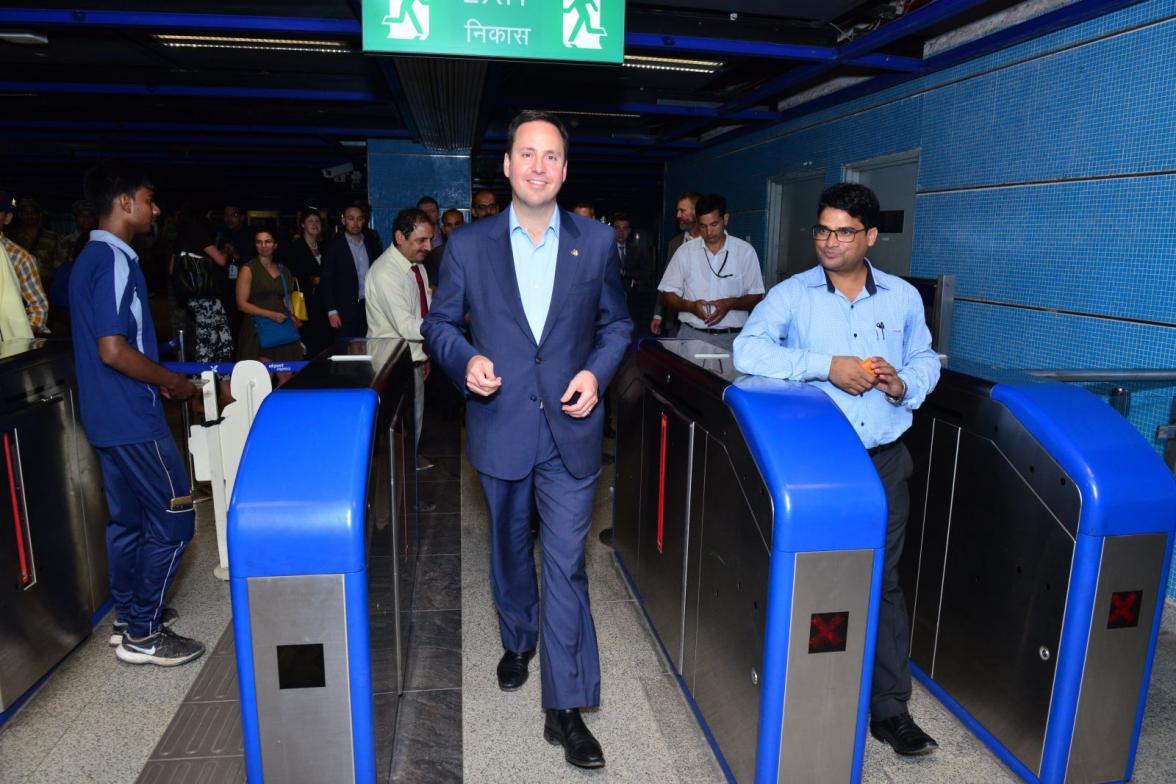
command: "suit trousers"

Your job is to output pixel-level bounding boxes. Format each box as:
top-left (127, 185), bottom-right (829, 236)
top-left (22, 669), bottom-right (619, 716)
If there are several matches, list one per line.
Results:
top-left (870, 440), bottom-right (915, 720)
top-left (478, 415), bottom-right (602, 710)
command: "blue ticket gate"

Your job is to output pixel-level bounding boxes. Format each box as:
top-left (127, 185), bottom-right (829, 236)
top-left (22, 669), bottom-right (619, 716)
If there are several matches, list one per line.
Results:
top-left (228, 340), bottom-right (416, 784)
top-left (900, 363), bottom-right (1176, 784)
top-left (613, 339), bottom-right (888, 783)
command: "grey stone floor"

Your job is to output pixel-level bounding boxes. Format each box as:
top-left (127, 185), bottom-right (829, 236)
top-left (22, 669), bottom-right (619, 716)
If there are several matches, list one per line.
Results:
top-left (3, 425), bottom-right (1176, 783)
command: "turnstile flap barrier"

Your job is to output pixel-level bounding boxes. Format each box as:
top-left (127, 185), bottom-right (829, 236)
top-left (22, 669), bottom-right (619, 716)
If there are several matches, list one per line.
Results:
top-left (229, 388), bottom-right (378, 578)
top-left (725, 376), bottom-right (888, 554)
top-left (992, 382), bottom-right (1176, 538)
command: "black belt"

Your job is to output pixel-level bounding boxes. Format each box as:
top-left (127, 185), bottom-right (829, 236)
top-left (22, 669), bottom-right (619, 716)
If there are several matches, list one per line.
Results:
top-left (696, 326), bottom-right (740, 335)
top-left (867, 440), bottom-right (897, 456)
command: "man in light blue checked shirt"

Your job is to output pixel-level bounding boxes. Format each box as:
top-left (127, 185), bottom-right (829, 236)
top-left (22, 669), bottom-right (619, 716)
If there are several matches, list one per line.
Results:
top-left (733, 182), bottom-right (942, 758)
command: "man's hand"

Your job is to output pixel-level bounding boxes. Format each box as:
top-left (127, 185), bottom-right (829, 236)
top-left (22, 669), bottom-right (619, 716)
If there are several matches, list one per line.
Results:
top-left (466, 355), bottom-right (502, 396)
top-left (328, 312), bottom-right (342, 329)
top-left (866, 357), bottom-right (905, 399)
top-left (560, 370), bottom-right (598, 418)
top-left (701, 299), bottom-right (733, 326)
top-left (161, 374), bottom-right (198, 401)
top-left (649, 319), bottom-right (662, 336)
top-left (829, 355), bottom-right (879, 396)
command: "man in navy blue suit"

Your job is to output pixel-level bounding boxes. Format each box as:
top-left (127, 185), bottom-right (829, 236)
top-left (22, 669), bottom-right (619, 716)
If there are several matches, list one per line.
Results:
top-left (422, 111), bottom-right (631, 769)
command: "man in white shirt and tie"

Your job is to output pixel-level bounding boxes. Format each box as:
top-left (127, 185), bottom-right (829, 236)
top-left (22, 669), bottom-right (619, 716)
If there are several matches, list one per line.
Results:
top-left (366, 208), bottom-right (434, 453)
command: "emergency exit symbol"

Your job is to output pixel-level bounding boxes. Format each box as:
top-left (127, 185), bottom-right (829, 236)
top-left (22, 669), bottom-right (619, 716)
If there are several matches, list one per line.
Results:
top-left (1107, 590), bottom-right (1143, 629)
top-left (564, 0), bottom-right (607, 49)
top-left (384, 0), bottom-right (430, 40)
top-left (808, 611), bottom-right (849, 654)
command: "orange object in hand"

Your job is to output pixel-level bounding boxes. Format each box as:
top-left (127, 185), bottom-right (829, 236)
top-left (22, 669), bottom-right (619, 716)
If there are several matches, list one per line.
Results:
top-left (860, 357), bottom-right (877, 376)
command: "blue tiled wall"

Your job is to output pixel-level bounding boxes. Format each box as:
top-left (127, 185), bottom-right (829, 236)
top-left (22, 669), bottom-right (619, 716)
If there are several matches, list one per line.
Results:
top-left (664, 1), bottom-right (1176, 594)
top-left (367, 139), bottom-right (471, 247)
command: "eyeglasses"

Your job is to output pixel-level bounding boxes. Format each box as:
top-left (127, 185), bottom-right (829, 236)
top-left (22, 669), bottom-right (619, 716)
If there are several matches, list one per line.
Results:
top-left (812, 225), bottom-right (868, 242)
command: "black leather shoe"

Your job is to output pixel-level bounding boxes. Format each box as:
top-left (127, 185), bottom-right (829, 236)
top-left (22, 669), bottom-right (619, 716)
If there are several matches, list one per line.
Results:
top-left (496, 649), bottom-right (535, 691)
top-left (870, 712), bottom-right (938, 756)
top-left (544, 708), bottom-right (605, 769)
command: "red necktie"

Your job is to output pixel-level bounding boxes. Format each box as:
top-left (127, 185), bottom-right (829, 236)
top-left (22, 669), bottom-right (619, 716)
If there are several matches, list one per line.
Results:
top-left (411, 264), bottom-right (429, 317)
top-left (411, 264), bottom-right (430, 357)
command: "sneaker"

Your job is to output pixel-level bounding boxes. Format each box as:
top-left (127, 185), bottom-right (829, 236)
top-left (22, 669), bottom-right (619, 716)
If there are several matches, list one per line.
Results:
top-left (116, 626), bottom-right (205, 667)
top-left (110, 607), bottom-right (179, 645)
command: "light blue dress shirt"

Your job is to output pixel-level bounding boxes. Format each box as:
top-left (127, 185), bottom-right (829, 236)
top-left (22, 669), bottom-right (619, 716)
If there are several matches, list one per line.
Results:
top-left (733, 260), bottom-right (941, 449)
top-left (509, 204), bottom-right (560, 343)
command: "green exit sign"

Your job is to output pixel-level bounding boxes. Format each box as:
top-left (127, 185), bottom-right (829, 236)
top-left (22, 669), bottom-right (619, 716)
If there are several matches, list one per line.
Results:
top-left (362, 0), bottom-right (625, 64)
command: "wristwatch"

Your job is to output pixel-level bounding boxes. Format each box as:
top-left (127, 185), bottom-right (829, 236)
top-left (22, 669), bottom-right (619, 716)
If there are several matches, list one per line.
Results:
top-left (886, 378), bottom-right (907, 406)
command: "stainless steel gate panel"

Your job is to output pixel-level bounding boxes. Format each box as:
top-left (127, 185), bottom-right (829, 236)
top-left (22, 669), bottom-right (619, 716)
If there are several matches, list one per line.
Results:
top-left (1066, 533), bottom-right (1167, 783)
top-left (0, 394), bottom-right (90, 711)
top-left (690, 434), bottom-right (770, 784)
top-left (903, 417), bottom-right (960, 670)
top-left (635, 391), bottom-right (699, 671)
top-left (779, 549), bottom-right (874, 784)
top-left (247, 574), bottom-right (354, 784)
top-left (932, 429), bottom-right (1075, 774)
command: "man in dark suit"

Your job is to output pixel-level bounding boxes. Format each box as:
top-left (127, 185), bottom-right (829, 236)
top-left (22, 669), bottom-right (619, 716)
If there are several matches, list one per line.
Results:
top-left (423, 111), bottom-right (631, 770)
top-left (320, 204), bottom-right (383, 338)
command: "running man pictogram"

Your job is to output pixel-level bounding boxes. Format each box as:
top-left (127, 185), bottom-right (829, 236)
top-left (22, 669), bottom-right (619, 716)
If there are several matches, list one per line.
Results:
top-left (563, 0), bottom-right (606, 49)
top-left (383, 0), bottom-right (430, 40)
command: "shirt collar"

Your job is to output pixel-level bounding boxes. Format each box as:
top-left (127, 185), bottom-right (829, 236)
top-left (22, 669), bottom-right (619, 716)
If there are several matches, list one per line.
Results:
top-left (818, 258), bottom-right (882, 295)
top-left (508, 203), bottom-right (560, 242)
top-left (346, 232), bottom-right (364, 247)
top-left (89, 230), bottom-right (138, 262)
top-left (386, 244), bottom-right (415, 272)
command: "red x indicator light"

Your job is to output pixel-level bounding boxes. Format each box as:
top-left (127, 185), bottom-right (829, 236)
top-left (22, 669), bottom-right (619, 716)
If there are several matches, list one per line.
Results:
top-left (1107, 590), bottom-right (1143, 629)
top-left (809, 611), bottom-right (849, 654)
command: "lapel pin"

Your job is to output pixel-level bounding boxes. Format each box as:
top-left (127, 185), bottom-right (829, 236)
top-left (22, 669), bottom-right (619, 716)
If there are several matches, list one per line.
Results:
top-left (571, 248), bottom-right (579, 256)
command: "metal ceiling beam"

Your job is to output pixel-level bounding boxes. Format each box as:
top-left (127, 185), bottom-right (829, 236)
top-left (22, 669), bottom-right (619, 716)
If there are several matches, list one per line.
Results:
top-left (617, 102), bottom-right (778, 121)
top-left (657, 0), bottom-right (996, 144)
top-left (0, 119), bottom-right (410, 139)
top-left (660, 0), bottom-right (1146, 148)
top-left (0, 9), bottom-right (360, 35)
top-left (624, 32), bottom-right (925, 72)
top-left (0, 82), bottom-right (376, 101)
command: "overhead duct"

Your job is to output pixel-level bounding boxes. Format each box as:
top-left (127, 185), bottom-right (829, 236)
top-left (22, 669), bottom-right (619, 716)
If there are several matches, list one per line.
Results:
top-left (393, 57), bottom-right (487, 151)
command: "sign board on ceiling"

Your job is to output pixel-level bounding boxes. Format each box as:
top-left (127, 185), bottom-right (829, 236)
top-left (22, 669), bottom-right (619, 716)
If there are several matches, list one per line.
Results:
top-left (362, 0), bottom-right (625, 64)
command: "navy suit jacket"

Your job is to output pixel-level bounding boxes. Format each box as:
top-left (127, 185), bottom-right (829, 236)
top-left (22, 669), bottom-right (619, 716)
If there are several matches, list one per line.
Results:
top-left (422, 210), bottom-right (632, 480)
top-left (320, 232), bottom-right (383, 333)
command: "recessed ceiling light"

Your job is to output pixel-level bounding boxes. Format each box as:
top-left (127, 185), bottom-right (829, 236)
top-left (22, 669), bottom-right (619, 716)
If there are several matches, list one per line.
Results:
top-left (0, 31), bottom-right (48, 45)
top-left (623, 54), bottom-right (721, 73)
top-left (531, 109), bottom-right (641, 119)
top-left (154, 34), bottom-right (349, 54)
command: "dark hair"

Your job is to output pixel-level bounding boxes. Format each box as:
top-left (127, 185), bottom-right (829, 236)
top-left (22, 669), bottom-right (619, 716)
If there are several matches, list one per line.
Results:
top-left (252, 225), bottom-right (277, 241)
top-left (297, 207), bottom-right (321, 227)
top-left (694, 193), bottom-right (727, 219)
top-left (610, 212), bottom-right (631, 225)
top-left (393, 208), bottom-right (430, 241)
top-left (818, 183), bottom-right (880, 230)
top-left (416, 196), bottom-right (438, 209)
top-left (573, 200), bottom-right (594, 211)
top-left (83, 160), bottom-right (154, 219)
top-left (677, 191), bottom-right (702, 206)
top-left (441, 208), bottom-right (463, 222)
top-left (506, 110), bottom-right (569, 158)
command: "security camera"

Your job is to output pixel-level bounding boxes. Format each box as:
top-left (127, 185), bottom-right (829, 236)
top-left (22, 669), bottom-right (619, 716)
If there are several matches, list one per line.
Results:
top-left (322, 162), bottom-right (355, 180)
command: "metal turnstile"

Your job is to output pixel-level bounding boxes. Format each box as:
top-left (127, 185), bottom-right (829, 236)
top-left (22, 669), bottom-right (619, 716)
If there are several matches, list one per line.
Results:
top-left (614, 339), bottom-right (888, 783)
top-left (229, 339), bottom-right (415, 784)
top-left (900, 362), bottom-right (1176, 784)
top-left (0, 339), bottom-right (108, 715)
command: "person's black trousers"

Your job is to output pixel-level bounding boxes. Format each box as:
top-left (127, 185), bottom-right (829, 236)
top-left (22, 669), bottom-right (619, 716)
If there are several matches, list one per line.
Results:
top-left (869, 440), bottom-right (915, 721)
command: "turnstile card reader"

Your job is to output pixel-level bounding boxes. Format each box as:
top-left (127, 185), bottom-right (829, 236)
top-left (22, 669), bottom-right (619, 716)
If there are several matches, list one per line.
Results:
top-left (230, 389), bottom-right (379, 784)
top-left (901, 366), bottom-right (1176, 784)
top-left (613, 340), bottom-right (888, 783)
